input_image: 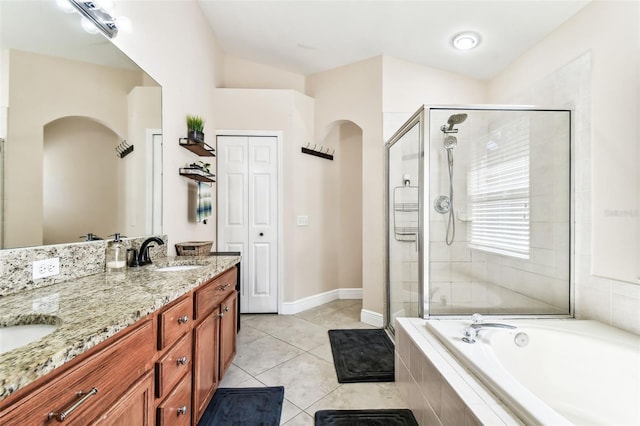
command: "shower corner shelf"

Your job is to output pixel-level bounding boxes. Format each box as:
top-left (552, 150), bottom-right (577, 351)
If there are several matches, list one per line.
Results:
top-left (179, 167), bottom-right (216, 183)
top-left (179, 137), bottom-right (216, 157)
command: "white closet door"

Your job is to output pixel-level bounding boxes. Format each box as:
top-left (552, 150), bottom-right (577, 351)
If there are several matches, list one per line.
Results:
top-left (217, 135), bottom-right (278, 313)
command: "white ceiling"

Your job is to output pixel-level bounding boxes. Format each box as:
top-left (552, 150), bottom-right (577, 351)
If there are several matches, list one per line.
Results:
top-left (198, 0), bottom-right (591, 80)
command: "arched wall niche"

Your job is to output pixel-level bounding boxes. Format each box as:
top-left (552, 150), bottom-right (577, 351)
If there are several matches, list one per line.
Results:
top-left (320, 119), bottom-right (364, 291)
top-left (43, 116), bottom-right (123, 244)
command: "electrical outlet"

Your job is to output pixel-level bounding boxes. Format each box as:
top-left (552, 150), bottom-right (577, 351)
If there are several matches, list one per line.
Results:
top-left (32, 258), bottom-right (60, 279)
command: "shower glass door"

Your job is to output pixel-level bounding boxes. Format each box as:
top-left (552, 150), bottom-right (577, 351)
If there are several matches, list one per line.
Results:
top-left (426, 107), bottom-right (571, 316)
top-left (386, 109), bottom-right (424, 333)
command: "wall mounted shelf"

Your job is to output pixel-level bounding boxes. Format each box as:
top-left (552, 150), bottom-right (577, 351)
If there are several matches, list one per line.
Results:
top-left (179, 138), bottom-right (216, 157)
top-left (179, 167), bottom-right (216, 183)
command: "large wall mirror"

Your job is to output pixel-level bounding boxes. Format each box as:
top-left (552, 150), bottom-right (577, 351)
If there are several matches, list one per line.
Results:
top-left (0, 1), bottom-right (162, 249)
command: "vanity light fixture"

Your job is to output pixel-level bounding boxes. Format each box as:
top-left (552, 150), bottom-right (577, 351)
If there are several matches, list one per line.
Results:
top-left (452, 31), bottom-right (481, 51)
top-left (67, 0), bottom-right (119, 38)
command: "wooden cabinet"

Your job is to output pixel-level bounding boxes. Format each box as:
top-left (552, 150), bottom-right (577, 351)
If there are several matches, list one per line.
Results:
top-left (0, 319), bottom-right (155, 426)
top-left (158, 295), bottom-right (192, 350)
top-left (156, 265), bottom-right (238, 426)
top-left (156, 333), bottom-right (192, 399)
top-left (91, 371), bottom-right (154, 425)
top-left (219, 290), bottom-right (237, 378)
top-left (156, 373), bottom-right (192, 426)
top-left (192, 310), bottom-right (220, 421)
top-left (0, 265), bottom-right (239, 426)
top-left (191, 266), bottom-right (238, 425)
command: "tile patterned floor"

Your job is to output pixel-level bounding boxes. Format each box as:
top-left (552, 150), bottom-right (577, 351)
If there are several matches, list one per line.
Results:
top-left (220, 300), bottom-right (409, 425)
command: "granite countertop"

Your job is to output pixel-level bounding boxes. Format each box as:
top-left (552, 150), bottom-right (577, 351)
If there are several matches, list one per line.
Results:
top-left (0, 255), bottom-right (240, 402)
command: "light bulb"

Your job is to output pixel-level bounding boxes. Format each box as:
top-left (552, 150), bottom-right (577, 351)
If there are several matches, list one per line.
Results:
top-left (452, 32), bottom-right (481, 51)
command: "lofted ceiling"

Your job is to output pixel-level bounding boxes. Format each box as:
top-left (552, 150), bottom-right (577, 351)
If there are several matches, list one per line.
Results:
top-left (198, 0), bottom-right (591, 80)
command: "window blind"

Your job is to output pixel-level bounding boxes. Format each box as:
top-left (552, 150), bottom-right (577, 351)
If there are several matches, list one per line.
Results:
top-left (468, 117), bottom-right (530, 259)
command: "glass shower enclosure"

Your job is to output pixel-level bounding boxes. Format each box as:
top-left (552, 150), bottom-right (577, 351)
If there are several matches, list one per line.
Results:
top-left (386, 106), bottom-right (572, 332)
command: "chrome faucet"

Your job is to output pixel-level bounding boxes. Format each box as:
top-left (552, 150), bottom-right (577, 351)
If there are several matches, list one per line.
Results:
top-left (134, 237), bottom-right (165, 266)
top-left (462, 313), bottom-right (517, 344)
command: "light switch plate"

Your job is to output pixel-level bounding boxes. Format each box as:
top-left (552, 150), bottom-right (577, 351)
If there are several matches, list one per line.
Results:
top-left (33, 258), bottom-right (60, 279)
top-left (297, 215), bottom-right (309, 226)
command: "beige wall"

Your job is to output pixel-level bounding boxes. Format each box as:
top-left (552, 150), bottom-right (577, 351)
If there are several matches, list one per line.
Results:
top-left (43, 118), bottom-right (120, 244)
top-left (4, 49), bottom-right (142, 247)
top-left (336, 122), bottom-right (363, 291)
top-left (489, 1), bottom-right (640, 333)
top-left (382, 56), bottom-right (488, 113)
top-left (307, 56), bottom-right (384, 314)
top-left (211, 88), bottom-right (316, 303)
top-left (112, 1), bottom-right (224, 253)
top-left (224, 55), bottom-right (306, 92)
top-left (126, 86), bottom-right (162, 237)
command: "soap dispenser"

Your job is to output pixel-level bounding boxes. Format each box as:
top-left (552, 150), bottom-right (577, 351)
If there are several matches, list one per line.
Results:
top-left (106, 233), bottom-right (126, 272)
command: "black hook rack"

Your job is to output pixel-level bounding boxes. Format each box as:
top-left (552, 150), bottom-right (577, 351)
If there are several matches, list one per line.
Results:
top-left (116, 140), bottom-right (134, 158)
top-left (301, 143), bottom-right (334, 161)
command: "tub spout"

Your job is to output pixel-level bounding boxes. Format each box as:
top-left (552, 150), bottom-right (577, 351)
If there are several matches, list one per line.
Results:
top-left (462, 323), bottom-right (517, 344)
top-left (470, 323), bottom-right (518, 331)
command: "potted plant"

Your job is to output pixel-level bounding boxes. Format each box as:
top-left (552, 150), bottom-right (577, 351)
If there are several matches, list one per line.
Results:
top-left (186, 114), bottom-right (205, 143)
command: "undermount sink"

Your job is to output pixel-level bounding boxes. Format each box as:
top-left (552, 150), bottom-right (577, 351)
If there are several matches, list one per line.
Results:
top-left (0, 324), bottom-right (58, 354)
top-left (155, 265), bottom-right (203, 272)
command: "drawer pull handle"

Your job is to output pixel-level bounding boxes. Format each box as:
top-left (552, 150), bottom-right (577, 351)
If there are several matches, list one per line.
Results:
top-left (48, 387), bottom-right (98, 422)
top-left (177, 315), bottom-right (189, 324)
top-left (177, 405), bottom-right (188, 416)
top-left (218, 312), bottom-right (224, 318)
top-left (218, 283), bottom-right (231, 291)
top-left (224, 305), bottom-right (230, 312)
top-left (177, 356), bottom-right (188, 366)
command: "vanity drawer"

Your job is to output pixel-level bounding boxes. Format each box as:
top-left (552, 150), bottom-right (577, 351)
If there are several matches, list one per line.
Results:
top-left (0, 319), bottom-right (154, 426)
top-left (194, 267), bottom-right (237, 319)
top-left (156, 333), bottom-right (192, 399)
top-left (156, 372), bottom-right (192, 426)
top-left (158, 295), bottom-right (193, 350)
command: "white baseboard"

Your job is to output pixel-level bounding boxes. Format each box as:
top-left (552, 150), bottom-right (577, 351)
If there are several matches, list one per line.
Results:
top-left (280, 288), bottom-right (362, 315)
top-left (360, 309), bottom-right (384, 328)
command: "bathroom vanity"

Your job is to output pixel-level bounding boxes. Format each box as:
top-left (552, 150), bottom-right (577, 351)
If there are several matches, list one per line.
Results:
top-left (0, 255), bottom-right (240, 425)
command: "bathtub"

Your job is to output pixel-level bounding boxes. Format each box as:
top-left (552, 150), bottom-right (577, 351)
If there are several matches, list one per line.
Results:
top-left (426, 319), bottom-right (640, 426)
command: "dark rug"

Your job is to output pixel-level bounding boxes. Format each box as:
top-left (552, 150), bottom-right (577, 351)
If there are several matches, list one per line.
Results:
top-left (328, 329), bottom-right (394, 383)
top-left (315, 409), bottom-right (418, 425)
top-left (198, 386), bottom-right (284, 426)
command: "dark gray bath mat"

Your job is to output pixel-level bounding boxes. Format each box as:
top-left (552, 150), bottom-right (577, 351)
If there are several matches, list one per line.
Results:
top-left (198, 386), bottom-right (284, 426)
top-left (315, 409), bottom-right (418, 425)
top-left (328, 329), bottom-right (394, 383)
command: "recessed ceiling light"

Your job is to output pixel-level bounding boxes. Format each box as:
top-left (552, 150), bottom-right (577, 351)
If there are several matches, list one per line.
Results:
top-left (452, 31), bottom-right (481, 51)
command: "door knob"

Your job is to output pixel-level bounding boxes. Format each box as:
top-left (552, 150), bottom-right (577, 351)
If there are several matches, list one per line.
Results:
top-left (259, 232), bottom-right (264, 236)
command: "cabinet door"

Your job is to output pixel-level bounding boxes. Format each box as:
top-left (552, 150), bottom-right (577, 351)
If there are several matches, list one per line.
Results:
top-left (219, 291), bottom-right (238, 378)
top-left (90, 371), bottom-right (154, 425)
top-left (192, 311), bottom-right (220, 424)
top-left (156, 373), bottom-right (192, 426)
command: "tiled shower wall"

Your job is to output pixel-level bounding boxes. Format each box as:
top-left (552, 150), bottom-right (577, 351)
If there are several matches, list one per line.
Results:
top-left (512, 52), bottom-right (640, 335)
top-left (428, 109), bottom-right (570, 313)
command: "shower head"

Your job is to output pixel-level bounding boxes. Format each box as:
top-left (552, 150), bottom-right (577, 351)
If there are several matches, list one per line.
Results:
top-left (444, 135), bottom-right (457, 149)
top-left (446, 113), bottom-right (468, 131)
